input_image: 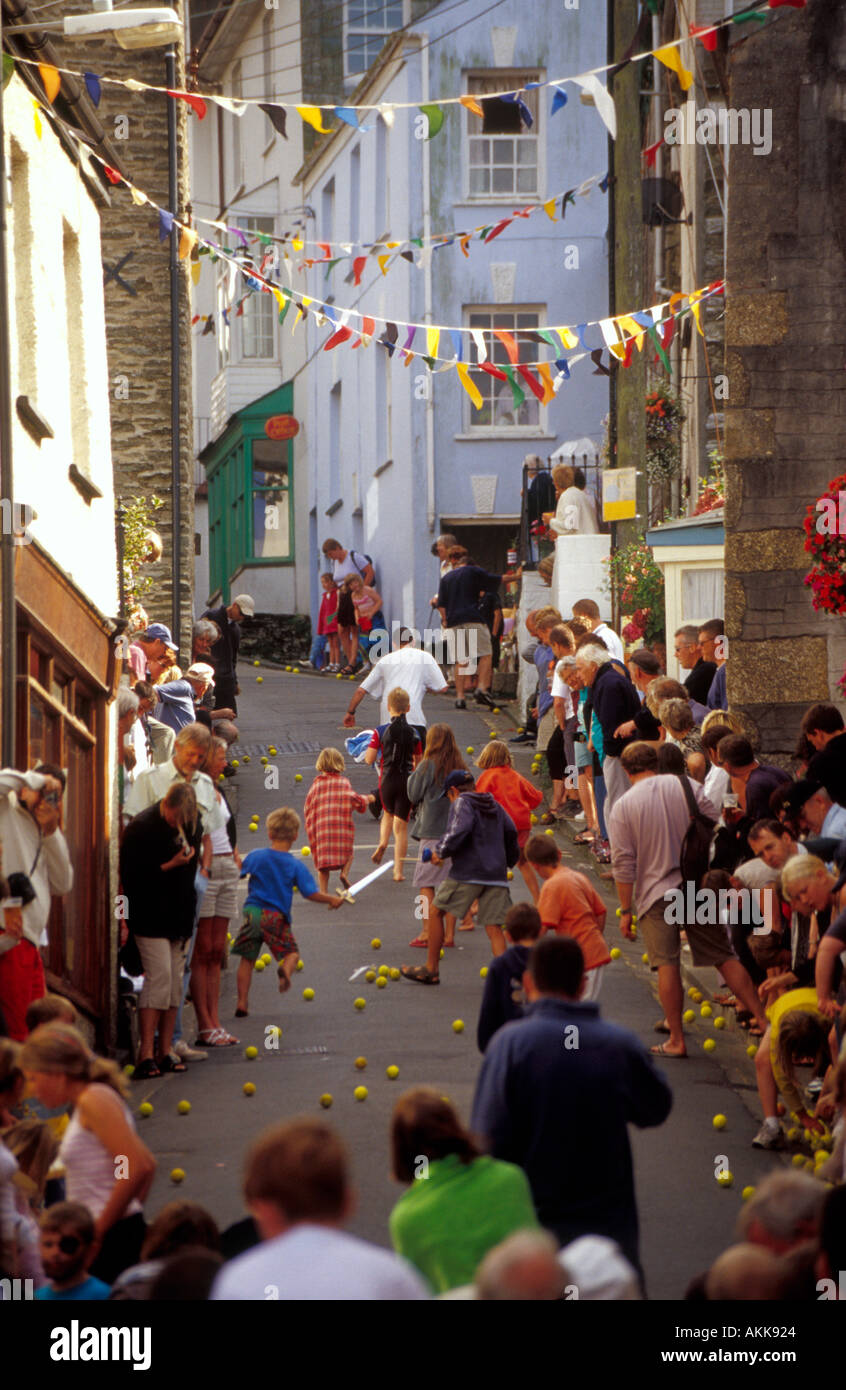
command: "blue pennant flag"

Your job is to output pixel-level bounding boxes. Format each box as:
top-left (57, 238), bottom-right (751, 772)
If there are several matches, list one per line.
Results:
top-left (158, 209), bottom-right (174, 241)
top-left (84, 72), bottom-right (101, 107)
top-left (554, 359), bottom-right (570, 379)
top-left (449, 330), bottom-right (463, 362)
top-left (551, 87), bottom-right (568, 115)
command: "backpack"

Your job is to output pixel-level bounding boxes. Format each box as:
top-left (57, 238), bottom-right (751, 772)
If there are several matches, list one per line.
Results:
top-left (351, 551), bottom-right (374, 578)
top-left (678, 775), bottom-right (716, 887)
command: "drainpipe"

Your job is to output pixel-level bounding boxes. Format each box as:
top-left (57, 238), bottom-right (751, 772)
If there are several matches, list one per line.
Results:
top-left (0, 7), bottom-right (16, 764)
top-left (651, 11), bottom-right (663, 302)
top-left (421, 37), bottom-right (435, 534)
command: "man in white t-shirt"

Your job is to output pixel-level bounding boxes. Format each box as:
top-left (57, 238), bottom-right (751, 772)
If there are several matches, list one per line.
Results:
top-left (211, 1118), bottom-right (428, 1301)
top-left (343, 629), bottom-right (447, 735)
top-left (571, 598), bottom-right (625, 664)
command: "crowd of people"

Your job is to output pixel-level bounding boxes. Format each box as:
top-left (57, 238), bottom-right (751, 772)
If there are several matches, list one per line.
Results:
top-left (2, 524), bottom-right (846, 1303)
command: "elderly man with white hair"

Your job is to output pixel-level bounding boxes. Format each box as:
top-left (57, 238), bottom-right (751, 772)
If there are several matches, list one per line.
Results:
top-left (574, 641), bottom-right (641, 817)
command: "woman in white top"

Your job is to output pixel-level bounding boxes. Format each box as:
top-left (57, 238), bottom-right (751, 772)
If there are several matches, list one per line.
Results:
top-left (544, 464), bottom-right (600, 537)
top-left (21, 1023), bottom-right (155, 1284)
top-left (192, 737), bottom-right (241, 1047)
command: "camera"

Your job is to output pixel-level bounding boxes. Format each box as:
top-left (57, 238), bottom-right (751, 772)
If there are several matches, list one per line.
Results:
top-left (6, 872), bottom-right (36, 906)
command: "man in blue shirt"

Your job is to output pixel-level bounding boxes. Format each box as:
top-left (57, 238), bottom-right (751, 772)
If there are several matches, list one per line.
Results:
top-left (154, 664), bottom-right (215, 734)
top-left (436, 547), bottom-right (520, 709)
top-left (471, 936), bottom-right (672, 1276)
top-left (784, 780), bottom-right (846, 843)
top-left (35, 1203), bottom-right (111, 1301)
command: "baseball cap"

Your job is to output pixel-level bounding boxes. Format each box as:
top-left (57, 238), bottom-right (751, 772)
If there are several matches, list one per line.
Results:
top-left (781, 779), bottom-right (822, 813)
top-left (232, 593), bottom-right (255, 617)
top-left (143, 623), bottom-right (178, 652)
top-left (186, 663), bottom-right (215, 684)
top-left (441, 770), bottom-right (475, 797)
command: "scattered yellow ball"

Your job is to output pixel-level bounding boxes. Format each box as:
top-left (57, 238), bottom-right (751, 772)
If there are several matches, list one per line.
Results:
top-left (700, 1003), bottom-right (713, 1018)
top-left (177, 1100), bottom-right (191, 1115)
top-left (294, 773), bottom-right (303, 782)
top-left (170, 1168), bottom-right (185, 1183)
top-left (507, 870), bottom-right (514, 880)
top-left (354, 1057), bottom-right (367, 1070)
top-left (386, 1065), bottom-right (399, 1080)
top-left (319, 1094), bottom-right (333, 1108)
top-left (452, 1019), bottom-right (465, 1034)
top-left (376, 977), bottom-right (387, 989)
top-left (302, 847), bottom-right (311, 857)
top-left (139, 1102), bottom-right (153, 1117)
top-left (544, 828), bottom-right (555, 837)
top-left (248, 823), bottom-right (258, 832)
top-left (786, 1127), bottom-right (801, 1142)
top-left (267, 1025), bottom-right (282, 1040)
top-left (124, 1064), bottom-right (135, 1077)
top-left (493, 707), bottom-right (501, 714)
top-left (254, 959), bottom-right (266, 972)
top-left (243, 1082), bottom-right (256, 1097)
top-left (687, 987), bottom-right (698, 999)
top-left (365, 969), bottom-right (377, 983)
top-left (253, 660), bottom-right (260, 667)
top-left (256, 676), bottom-right (263, 683)
top-left (296, 960), bottom-right (304, 971)
top-left (389, 968), bottom-right (400, 980)
top-left (703, 1038), bottom-right (716, 1053)
top-left (683, 1009), bottom-right (695, 1023)
top-left (610, 947), bottom-right (621, 960)
top-left (716, 1171), bottom-right (733, 1188)
top-left (336, 672), bottom-right (343, 680)
top-left (439, 948), bottom-right (444, 959)
top-left (642, 953), bottom-right (649, 964)
top-left (371, 938), bottom-right (382, 950)
top-left (712, 1114), bottom-right (727, 1131)
top-left (815, 1150), bottom-right (831, 1166)
top-left (353, 997), bottom-right (366, 1010)
top-left (260, 756), bottom-right (268, 765)
top-left (804, 1159), bottom-right (816, 1173)
top-left (747, 1043), bottom-right (758, 1058)
top-left (791, 1153), bottom-right (807, 1168)
top-left (303, 988), bottom-right (315, 1001)
top-left (742, 1186), bottom-right (756, 1202)
top-left (245, 1046), bottom-right (258, 1060)
top-left (378, 966), bottom-right (389, 977)
top-left (714, 1017), bottom-right (726, 1030)
top-left (480, 967), bottom-right (488, 978)
top-left (529, 815), bottom-right (538, 826)
top-left (354, 1086), bottom-right (368, 1102)
top-left (489, 731), bottom-right (496, 740)
top-left (242, 755), bottom-right (250, 763)
top-left (231, 759), bottom-right (239, 768)
top-left (269, 746), bottom-right (277, 756)
top-left (466, 747), bottom-right (474, 754)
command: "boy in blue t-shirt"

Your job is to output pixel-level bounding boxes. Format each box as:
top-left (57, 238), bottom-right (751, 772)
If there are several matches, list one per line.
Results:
top-left (232, 807), bottom-right (344, 1017)
top-left (476, 903), bottom-right (542, 1053)
top-left (35, 1202), bottom-right (111, 1301)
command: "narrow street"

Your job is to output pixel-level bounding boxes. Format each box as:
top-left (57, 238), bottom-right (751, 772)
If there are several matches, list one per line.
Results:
top-left (136, 665), bottom-right (786, 1300)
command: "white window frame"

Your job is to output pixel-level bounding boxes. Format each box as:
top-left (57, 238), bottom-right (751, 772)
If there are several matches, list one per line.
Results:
top-left (230, 60), bottom-right (243, 192)
top-left (463, 71), bottom-right (543, 203)
top-left (343, 0), bottom-right (406, 84)
top-left (462, 305), bottom-right (547, 435)
top-left (234, 215), bottom-right (276, 363)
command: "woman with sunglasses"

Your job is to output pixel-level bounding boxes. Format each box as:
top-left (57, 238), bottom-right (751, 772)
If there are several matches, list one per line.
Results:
top-left (21, 1023), bottom-right (156, 1283)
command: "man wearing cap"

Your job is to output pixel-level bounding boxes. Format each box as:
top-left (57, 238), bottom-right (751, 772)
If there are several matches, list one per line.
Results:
top-left (401, 770), bottom-right (519, 986)
top-left (782, 780), bottom-right (846, 846)
top-left (127, 623), bottom-right (178, 683)
top-left (153, 665), bottom-right (216, 735)
top-left (201, 595), bottom-right (255, 717)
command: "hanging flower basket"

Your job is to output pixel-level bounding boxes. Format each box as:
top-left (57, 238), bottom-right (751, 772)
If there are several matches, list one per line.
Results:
top-left (605, 538), bottom-right (666, 647)
top-left (803, 472), bottom-right (846, 615)
top-left (645, 389), bottom-right (685, 484)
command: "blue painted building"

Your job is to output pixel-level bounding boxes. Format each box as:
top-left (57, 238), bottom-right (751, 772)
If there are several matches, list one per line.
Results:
top-left (298, 0), bottom-right (610, 633)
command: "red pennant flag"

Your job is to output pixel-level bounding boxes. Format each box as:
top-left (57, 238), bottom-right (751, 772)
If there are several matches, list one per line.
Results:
top-left (492, 329), bottom-right (519, 364)
top-left (769, 1), bottom-right (806, 8)
top-left (480, 362), bottom-right (508, 382)
top-left (167, 89), bottom-right (207, 119)
top-left (661, 317), bottom-right (675, 353)
top-left (317, 242), bottom-right (332, 260)
top-left (485, 218), bottom-right (513, 244)
top-left (352, 256), bottom-right (367, 285)
top-left (102, 164), bottom-right (122, 185)
top-left (517, 365), bottom-right (545, 402)
top-left (324, 326), bottom-right (353, 351)
top-left (689, 22), bottom-right (718, 51)
top-left (622, 339), bottom-right (635, 369)
top-left (642, 136), bottom-right (664, 167)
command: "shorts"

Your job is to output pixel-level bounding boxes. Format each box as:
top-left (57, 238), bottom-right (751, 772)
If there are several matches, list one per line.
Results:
top-left (413, 839), bottom-right (452, 888)
top-left (337, 590), bottom-right (356, 627)
top-left (432, 877), bottom-right (512, 926)
top-left (0, 939), bottom-right (46, 1041)
top-left (639, 901), bottom-right (737, 971)
top-left (453, 621), bottom-right (492, 661)
top-left (575, 739), bottom-right (594, 770)
top-left (381, 768), bottom-right (413, 820)
top-left (536, 707), bottom-right (557, 754)
top-left (198, 854), bottom-right (240, 920)
top-left (580, 964), bottom-right (605, 1002)
top-left (231, 904), bottom-right (298, 963)
top-left (135, 935), bottom-right (188, 1010)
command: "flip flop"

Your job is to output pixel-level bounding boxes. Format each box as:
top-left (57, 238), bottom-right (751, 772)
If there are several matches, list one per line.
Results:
top-left (408, 936), bottom-right (429, 949)
top-left (400, 964), bottom-right (440, 985)
top-left (650, 1043), bottom-right (687, 1060)
top-left (132, 1058), bottom-right (161, 1081)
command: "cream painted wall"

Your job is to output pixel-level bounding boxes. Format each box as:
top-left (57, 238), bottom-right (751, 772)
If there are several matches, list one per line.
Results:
top-left (5, 74), bottom-right (117, 616)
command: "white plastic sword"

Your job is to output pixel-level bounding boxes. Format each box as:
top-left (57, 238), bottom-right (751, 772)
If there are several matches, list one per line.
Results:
top-left (340, 860), bottom-right (394, 904)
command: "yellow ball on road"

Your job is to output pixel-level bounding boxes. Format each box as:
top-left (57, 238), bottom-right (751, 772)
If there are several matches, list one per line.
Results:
top-left (815, 1150), bottom-right (831, 1166)
top-left (452, 1019), bottom-right (465, 1034)
top-left (260, 756), bottom-right (268, 765)
top-left (124, 1064), bottom-right (135, 1077)
top-left (389, 968), bottom-right (400, 980)
top-left (747, 1043), bottom-right (758, 1058)
top-left (296, 960), bottom-right (304, 971)
top-left (353, 997), bottom-right (366, 1010)
top-left (294, 773), bottom-right (302, 782)
top-left (714, 1017), bottom-right (726, 1030)
top-left (700, 1003), bottom-right (713, 1018)
top-left (336, 672), bottom-right (343, 679)
top-left (254, 660), bottom-right (260, 667)
top-left (386, 1065), bottom-right (399, 1080)
top-left (254, 960), bottom-right (266, 972)
top-left (466, 747), bottom-right (474, 754)
top-left (716, 1171), bottom-right (733, 1188)
top-left (319, 1094), bottom-right (333, 1108)
top-left (170, 1168), bottom-right (186, 1183)
top-left (378, 965), bottom-right (389, 977)
top-left (139, 1102), bottom-right (153, 1117)
top-left (248, 823), bottom-right (258, 832)
top-left (231, 759), bottom-right (239, 768)
top-left (245, 1046), bottom-right (258, 1060)
top-left (609, 947), bottom-right (621, 960)
top-left (544, 828), bottom-right (554, 836)
top-left (243, 755), bottom-right (250, 763)
top-left (243, 1082), bottom-right (256, 1096)
top-left (480, 967), bottom-right (488, 978)
top-left (354, 1086), bottom-right (368, 1102)
top-left (177, 1100), bottom-right (191, 1115)
top-left (489, 731), bottom-right (496, 740)
top-left (303, 988), bottom-right (315, 1001)
top-left (507, 870), bottom-right (514, 880)
top-left (256, 676), bottom-right (263, 683)
top-left (269, 746), bottom-right (277, 756)
top-left (703, 1038), bottom-right (716, 1053)
top-left (712, 1114), bottom-right (727, 1130)
top-left (302, 846), bottom-right (311, 856)
top-left (683, 1009), bottom-right (695, 1023)
top-left (688, 987), bottom-right (698, 999)
top-left (354, 1057), bottom-right (367, 1070)
top-left (642, 953), bottom-right (649, 964)
top-left (365, 969), bottom-right (376, 983)
top-left (371, 938), bottom-right (382, 949)
top-left (376, 977), bottom-right (387, 989)
top-left (493, 707), bottom-right (501, 714)
top-left (742, 1186), bottom-right (756, 1202)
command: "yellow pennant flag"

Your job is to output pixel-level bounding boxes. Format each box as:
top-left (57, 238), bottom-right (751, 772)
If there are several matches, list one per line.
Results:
top-left (543, 198), bottom-right (557, 222)
top-left (653, 44), bottom-right (693, 92)
top-left (297, 105), bottom-right (331, 134)
top-left (129, 186), bottom-right (148, 207)
top-left (536, 362), bottom-right (556, 405)
top-left (608, 342), bottom-right (627, 361)
top-left (38, 64), bottom-right (61, 105)
top-left (33, 101), bottom-right (43, 140)
top-left (426, 327), bottom-right (440, 359)
top-left (292, 236), bottom-right (303, 252)
top-left (556, 327), bottom-right (578, 351)
top-left (459, 95), bottom-right (485, 118)
top-left (190, 259), bottom-right (202, 286)
top-left (377, 254), bottom-right (390, 275)
top-left (293, 295), bottom-right (313, 331)
top-left (272, 288), bottom-right (287, 315)
top-left (456, 362), bottom-right (483, 410)
top-left (178, 227), bottom-right (197, 260)
top-left (688, 289), bottom-right (705, 336)
top-left (616, 314), bottom-right (645, 348)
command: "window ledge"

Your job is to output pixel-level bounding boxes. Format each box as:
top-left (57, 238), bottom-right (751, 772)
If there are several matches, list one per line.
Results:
top-left (453, 431), bottom-right (557, 442)
top-left (325, 497), bottom-right (344, 517)
top-left (373, 458), bottom-right (393, 478)
top-left (452, 198), bottom-right (540, 209)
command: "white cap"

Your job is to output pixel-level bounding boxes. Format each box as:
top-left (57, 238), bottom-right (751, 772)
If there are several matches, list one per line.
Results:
top-left (186, 663), bottom-right (215, 684)
top-left (232, 594), bottom-right (255, 617)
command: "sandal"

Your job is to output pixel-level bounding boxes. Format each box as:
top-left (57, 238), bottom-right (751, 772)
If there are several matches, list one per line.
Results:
top-left (157, 1053), bottom-right (188, 1073)
top-left (408, 936), bottom-right (429, 949)
top-left (196, 1029), bottom-right (238, 1047)
top-left (540, 810), bottom-right (561, 824)
top-left (339, 666), bottom-right (355, 676)
top-left (400, 964), bottom-right (440, 985)
top-left (132, 1058), bottom-right (161, 1081)
top-left (574, 829), bottom-right (597, 844)
top-left (651, 1042), bottom-right (687, 1060)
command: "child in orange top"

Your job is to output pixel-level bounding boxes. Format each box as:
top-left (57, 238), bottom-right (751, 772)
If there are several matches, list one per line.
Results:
top-left (476, 742), bottom-right (544, 902)
top-left (525, 835), bottom-right (609, 999)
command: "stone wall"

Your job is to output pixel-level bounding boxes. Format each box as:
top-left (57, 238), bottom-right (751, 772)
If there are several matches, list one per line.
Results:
top-left (724, 0), bottom-right (846, 755)
top-left (52, 20), bottom-right (195, 654)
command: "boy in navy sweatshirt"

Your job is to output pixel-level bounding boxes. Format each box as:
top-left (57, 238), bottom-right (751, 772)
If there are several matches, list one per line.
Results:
top-left (477, 903), bottom-right (543, 1052)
